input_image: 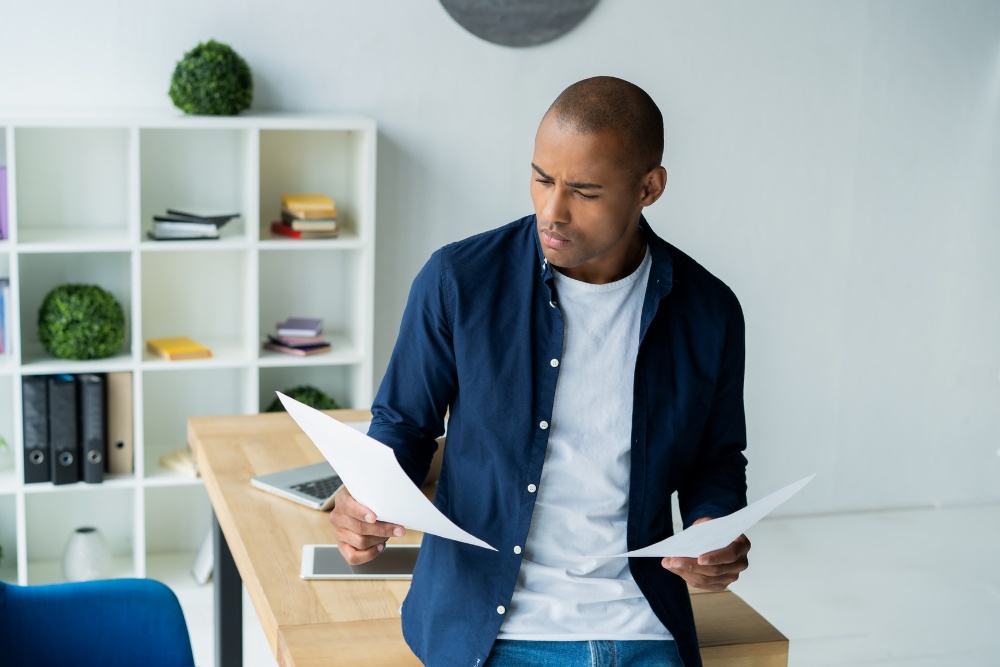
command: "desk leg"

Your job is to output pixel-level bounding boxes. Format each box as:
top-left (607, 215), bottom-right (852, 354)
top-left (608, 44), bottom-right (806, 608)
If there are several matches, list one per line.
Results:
top-left (214, 511), bottom-right (243, 667)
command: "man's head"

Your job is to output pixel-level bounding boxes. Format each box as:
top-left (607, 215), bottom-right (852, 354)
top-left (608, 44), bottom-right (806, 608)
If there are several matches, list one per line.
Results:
top-left (547, 76), bottom-right (664, 180)
top-left (532, 76), bottom-right (667, 284)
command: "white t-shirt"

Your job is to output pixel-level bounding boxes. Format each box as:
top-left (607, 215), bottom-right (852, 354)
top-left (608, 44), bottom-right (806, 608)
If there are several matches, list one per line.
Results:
top-left (498, 248), bottom-right (671, 641)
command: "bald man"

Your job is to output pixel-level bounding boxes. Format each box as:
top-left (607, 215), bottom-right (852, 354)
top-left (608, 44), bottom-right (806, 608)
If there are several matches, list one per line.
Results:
top-left (331, 77), bottom-right (750, 667)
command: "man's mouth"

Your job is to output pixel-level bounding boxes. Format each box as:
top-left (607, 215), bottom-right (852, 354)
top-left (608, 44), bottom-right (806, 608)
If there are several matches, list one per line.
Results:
top-left (541, 229), bottom-right (571, 249)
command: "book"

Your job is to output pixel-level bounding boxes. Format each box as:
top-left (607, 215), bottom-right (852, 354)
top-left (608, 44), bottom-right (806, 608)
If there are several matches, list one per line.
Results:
top-left (280, 206), bottom-right (337, 220)
top-left (264, 341), bottom-right (332, 357)
top-left (106, 372), bottom-right (134, 475)
top-left (159, 447), bottom-right (199, 478)
top-left (276, 318), bottom-right (323, 337)
top-left (146, 336), bottom-right (213, 361)
top-left (280, 211), bottom-right (338, 231)
top-left (152, 220), bottom-right (221, 237)
top-left (269, 334), bottom-right (326, 346)
top-left (0, 165), bottom-right (7, 240)
top-left (0, 278), bottom-right (8, 354)
top-left (270, 221), bottom-right (338, 240)
top-left (281, 193), bottom-right (336, 213)
top-left (166, 208), bottom-right (239, 225)
top-left (147, 231), bottom-right (220, 241)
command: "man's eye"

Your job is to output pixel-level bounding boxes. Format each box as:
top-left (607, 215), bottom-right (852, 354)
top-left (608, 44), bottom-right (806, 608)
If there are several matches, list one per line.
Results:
top-left (576, 191), bottom-right (597, 199)
top-left (534, 178), bottom-right (553, 185)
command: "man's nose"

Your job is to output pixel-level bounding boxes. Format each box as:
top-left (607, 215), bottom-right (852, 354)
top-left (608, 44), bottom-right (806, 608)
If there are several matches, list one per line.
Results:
top-left (542, 187), bottom-right (570, 224)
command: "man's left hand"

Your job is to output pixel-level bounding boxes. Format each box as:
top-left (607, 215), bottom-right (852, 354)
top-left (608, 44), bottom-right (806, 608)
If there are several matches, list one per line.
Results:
top-left (661, 518), bottom-right (750, 592)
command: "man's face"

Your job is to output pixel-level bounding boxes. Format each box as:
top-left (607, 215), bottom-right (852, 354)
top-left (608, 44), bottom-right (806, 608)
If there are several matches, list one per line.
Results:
top-left (530, 113), bottom-right (657, 283)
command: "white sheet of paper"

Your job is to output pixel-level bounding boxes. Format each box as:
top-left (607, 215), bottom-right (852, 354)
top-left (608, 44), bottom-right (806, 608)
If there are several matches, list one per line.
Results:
top-left (603, 474), bottom-right (815, 558)
top-left (276, 392), bottom-right (496, 551)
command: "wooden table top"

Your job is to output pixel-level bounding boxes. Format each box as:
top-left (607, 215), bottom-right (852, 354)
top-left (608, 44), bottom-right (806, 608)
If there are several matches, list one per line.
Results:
top-left (189, 409), bottom-right (787, 667)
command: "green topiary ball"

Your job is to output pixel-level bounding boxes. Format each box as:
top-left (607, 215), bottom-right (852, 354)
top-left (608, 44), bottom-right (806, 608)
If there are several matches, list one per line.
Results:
top-left (169, 39), bottom-right (253, 116)
top-left (267, 385), bottom-right (340, 413)
top-left (38, 284), bottom-right (126, 360)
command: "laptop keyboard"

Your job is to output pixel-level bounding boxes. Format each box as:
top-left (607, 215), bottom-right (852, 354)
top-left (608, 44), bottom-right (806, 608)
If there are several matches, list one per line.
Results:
top-left (291, 475), bottom-right (342, 501)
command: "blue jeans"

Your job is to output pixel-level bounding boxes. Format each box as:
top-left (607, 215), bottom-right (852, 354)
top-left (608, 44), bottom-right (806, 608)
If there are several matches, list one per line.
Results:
top-left (484, 640), bottom-right (684, 667)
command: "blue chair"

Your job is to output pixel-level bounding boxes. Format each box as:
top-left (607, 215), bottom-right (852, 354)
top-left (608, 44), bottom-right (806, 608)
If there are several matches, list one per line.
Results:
top-left (0, 578), bottom-right (195, 667)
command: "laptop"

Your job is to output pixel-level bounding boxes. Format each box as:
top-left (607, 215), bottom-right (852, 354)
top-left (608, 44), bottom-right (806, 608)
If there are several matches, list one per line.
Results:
top-left (250, 420), bottom-right (370, 511)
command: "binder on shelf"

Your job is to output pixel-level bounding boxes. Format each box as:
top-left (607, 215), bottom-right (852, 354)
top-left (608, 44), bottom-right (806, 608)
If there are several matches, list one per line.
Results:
top-left (22, 376), bottom-right (50, 484)
top-left (106, 372), bottom-right (134, 476)
top-left (47, 374), bottom-right (80, 486)
top-left (77, 373), bottom-right (107, 484)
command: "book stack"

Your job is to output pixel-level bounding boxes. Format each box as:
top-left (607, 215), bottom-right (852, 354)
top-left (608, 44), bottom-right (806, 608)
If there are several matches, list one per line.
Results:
top-left (264, 317), bottom-right (331, 356)
top-left (271, 193), bottom-right (339, 240)
top-left (146, 336), bottom-right (213, 361)
top-left (148, 209), bottom-right (239, 241)
top-left (21, 372), bottom-right (134, 485)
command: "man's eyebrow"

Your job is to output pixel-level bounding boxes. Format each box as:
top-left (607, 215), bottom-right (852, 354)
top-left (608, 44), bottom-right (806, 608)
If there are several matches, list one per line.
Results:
top-left (531, 163), bottom-right (603, 190)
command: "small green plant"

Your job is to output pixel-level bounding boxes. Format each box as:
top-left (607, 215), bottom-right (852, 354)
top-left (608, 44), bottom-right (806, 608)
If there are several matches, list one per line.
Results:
top-left (267, 385), bottom-right (339, 413)
top-left (38, 284), bottom-right (125, 360)
top-left (169, 39), bottom-right (253, 115)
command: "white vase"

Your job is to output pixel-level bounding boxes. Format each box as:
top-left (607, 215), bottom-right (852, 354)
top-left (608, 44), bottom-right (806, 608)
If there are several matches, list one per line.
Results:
top-left (62, 526), bottom-right (111, 582)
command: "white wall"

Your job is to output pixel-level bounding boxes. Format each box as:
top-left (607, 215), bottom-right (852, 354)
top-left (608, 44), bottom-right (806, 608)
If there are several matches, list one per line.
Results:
top-left (1, 0), bottom-right (997, 515)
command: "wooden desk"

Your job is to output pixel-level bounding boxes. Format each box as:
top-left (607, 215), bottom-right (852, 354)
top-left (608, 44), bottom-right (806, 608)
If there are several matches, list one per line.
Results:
top-left (189, 410), bottom-right (787, 666)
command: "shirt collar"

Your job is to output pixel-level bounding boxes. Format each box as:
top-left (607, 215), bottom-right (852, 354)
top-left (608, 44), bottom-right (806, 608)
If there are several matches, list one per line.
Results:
top-left (532, 214), bottom-right (674, 294)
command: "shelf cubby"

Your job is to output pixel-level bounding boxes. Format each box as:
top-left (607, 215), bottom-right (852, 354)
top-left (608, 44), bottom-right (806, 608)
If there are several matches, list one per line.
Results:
top-left (0, 494), bottom-right (16, 583)
top-left (259, 363), bottom-right (359, 412)
top-left (139, 128), bottom-right (254, 243)
top-left (23, 486), bottom-right (137, 584)
top-left (17, 251), bottom-right (134, 368)
top-left (13, 128), bottom-right (131, 247)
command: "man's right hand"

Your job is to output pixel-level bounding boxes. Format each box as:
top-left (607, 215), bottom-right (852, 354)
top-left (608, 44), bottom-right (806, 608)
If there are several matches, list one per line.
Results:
top-left (328, 486), bottom-right (406, 565)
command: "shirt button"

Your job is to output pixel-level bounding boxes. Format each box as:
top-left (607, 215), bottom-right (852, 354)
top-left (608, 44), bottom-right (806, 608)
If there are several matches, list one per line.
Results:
top-left (497, 605), bottom-right (506, 615)
top-left (527, 484), bottom-right (537, 493)
top-left (549, 300), bottom-right (557, 308)
top-left (513, 546), bottom-right (522, 555)
top-left (550, 359), bottom-right (559, 368)
top-left (539, 421), bottom-right (548, 430)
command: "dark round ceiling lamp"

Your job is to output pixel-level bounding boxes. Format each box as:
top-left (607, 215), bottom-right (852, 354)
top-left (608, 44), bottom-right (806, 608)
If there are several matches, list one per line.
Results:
top-left (440, 0), bottom-right (601, 48)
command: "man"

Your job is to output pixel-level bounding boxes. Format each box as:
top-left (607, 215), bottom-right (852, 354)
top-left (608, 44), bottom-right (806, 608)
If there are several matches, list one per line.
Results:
top-left (331, 76), bottom-right (750, 667)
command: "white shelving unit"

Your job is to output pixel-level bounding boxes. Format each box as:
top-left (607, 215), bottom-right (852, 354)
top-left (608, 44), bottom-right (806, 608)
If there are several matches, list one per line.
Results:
top-left (0, 111), bottom-right (376, 589)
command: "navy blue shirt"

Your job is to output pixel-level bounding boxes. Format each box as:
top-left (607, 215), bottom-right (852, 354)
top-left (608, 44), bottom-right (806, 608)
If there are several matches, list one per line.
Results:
top-left (369, 215), bottom-right (748, 667)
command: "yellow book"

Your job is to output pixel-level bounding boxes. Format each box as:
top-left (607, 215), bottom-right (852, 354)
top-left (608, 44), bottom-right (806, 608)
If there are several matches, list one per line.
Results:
top-left (146, 336), bottom-right (212, 361)
top-left (281, 193), bottom-right (337, 218)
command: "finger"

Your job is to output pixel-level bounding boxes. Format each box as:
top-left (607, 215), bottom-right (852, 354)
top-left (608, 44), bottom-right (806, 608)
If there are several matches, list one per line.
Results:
top-left (330, 489), bottom-right (407, 538)
top-left (338, 541), bottom-right (385, 566)
top-left (330, 510), bottom-right (404, 539)
top-left (698, 534), bottom-right (751, 566)
top-left (662, 563), bottom-right (742, 591)
top-left (333, 487), bottom-right (379, 523)
top-left (335, 527), bottom-right (391, 552)
top-left (662, 554), bottom-right (748, 578)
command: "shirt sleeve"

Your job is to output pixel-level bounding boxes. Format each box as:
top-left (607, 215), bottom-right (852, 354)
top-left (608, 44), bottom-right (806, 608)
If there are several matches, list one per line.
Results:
top-left (678, 292), bottom-right (749, 528)
top-left (367, 249), bottom-right (458, 487)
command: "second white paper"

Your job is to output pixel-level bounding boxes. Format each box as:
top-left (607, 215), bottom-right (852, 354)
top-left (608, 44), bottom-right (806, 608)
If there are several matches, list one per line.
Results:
top-left (601, 474), bottom-right (815, 558)
top-left (277, 392), bottom-right (496, 551)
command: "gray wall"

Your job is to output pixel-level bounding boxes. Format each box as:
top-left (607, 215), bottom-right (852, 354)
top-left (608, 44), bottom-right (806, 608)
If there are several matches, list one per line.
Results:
top-left (1, 0), bottom-right (997, 515)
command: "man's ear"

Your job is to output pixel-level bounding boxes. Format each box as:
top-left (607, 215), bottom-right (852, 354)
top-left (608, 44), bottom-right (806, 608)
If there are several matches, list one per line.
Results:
top-left (640, 166), bottom-right (667, 207)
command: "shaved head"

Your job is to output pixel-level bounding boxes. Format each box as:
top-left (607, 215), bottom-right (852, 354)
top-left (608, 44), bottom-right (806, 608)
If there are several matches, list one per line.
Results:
top-left (546, 76), bottom-right (664, 179)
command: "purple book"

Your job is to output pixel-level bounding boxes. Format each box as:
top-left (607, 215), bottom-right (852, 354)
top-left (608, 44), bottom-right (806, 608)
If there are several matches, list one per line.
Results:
top-left (276, 317), bottom-right (323, 337)
top-left (0, 166), bottom-right (7, 241)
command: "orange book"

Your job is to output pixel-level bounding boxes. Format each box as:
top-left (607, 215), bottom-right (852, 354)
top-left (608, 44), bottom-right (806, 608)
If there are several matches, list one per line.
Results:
top-left (146, 336), bottom-right (212, 361)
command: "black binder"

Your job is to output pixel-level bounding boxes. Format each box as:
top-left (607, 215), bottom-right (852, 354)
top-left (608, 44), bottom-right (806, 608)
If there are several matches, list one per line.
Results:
top-left (47, 374), bottom-right (79, 486)
top-left (77, 374), bottom-right (106, 484)
top-left (22, 376), bottom-right (50, 484)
